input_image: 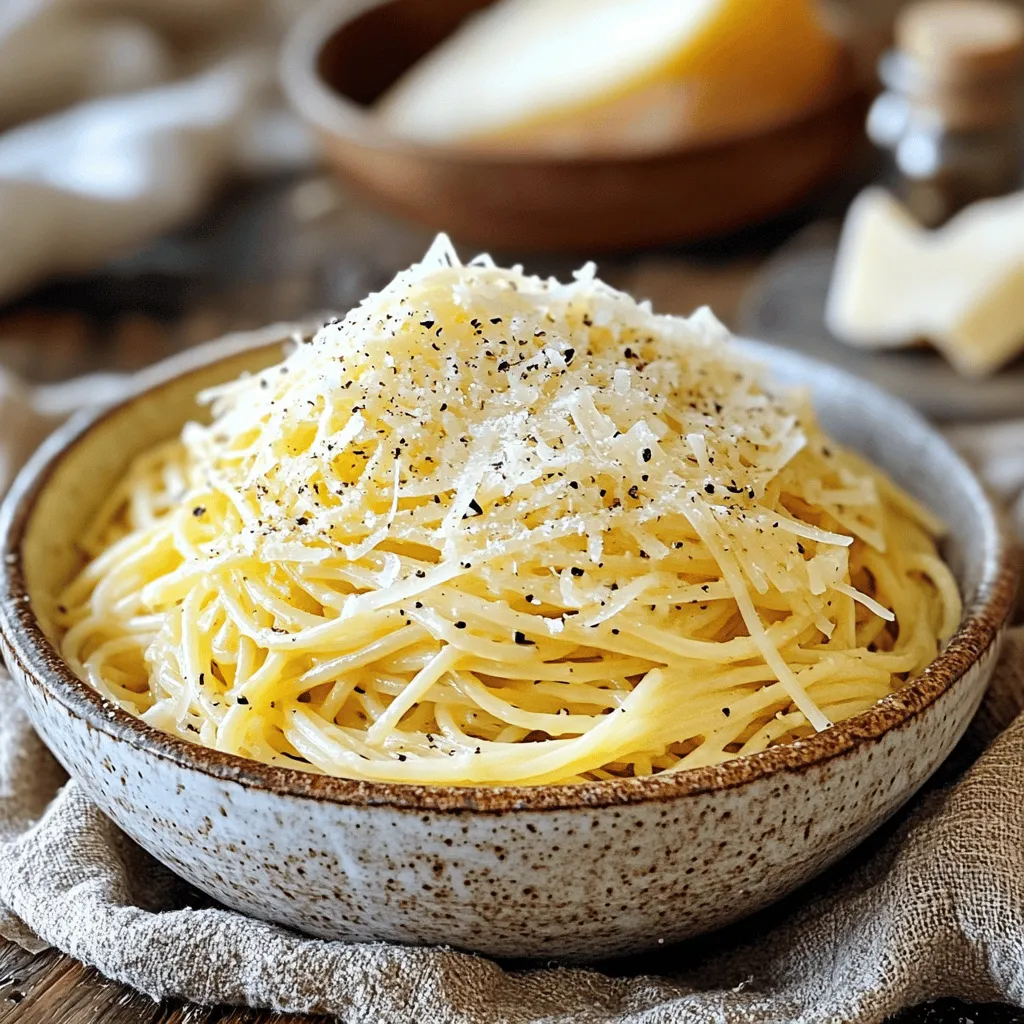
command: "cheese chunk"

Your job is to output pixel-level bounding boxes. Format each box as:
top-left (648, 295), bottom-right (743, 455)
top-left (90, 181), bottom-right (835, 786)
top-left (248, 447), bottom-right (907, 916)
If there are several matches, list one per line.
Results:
top-left (376, 0), bottom-right (840, 151)
top-left (941, 263), bottom-right (1024, 377)
top-left (826, 189), bottom-right (933, 349)
top-left (826, 188), bottom-right (1024, 377)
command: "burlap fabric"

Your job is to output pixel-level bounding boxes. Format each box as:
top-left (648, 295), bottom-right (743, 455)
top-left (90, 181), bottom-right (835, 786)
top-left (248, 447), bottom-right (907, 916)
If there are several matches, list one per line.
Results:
top-left (0, 374), bottom-right (1022, 1023)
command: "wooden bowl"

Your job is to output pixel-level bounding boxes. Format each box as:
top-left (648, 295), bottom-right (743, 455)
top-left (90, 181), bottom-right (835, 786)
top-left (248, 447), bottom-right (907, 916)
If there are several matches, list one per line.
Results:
top-left (0, 328), bottom-right (1014, 960)
top-left (280, 0), bottom-right (870, 252)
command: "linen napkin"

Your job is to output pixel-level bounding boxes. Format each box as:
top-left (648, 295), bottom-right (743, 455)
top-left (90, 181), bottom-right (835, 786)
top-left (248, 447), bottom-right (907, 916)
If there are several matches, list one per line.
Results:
top-left (0, 364), bottom-right (1021, 1024)
top-left (0, 0), bottom-right (314, 305)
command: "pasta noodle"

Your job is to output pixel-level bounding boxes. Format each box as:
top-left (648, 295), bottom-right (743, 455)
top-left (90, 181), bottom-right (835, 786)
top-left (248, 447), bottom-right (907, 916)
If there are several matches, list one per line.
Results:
top-left (52, 236), bottom-right (961, 786)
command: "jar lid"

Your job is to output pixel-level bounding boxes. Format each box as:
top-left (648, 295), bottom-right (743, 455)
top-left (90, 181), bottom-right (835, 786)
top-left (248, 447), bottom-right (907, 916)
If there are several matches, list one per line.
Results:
top-left (896, 0), bottom-right (1024, 82)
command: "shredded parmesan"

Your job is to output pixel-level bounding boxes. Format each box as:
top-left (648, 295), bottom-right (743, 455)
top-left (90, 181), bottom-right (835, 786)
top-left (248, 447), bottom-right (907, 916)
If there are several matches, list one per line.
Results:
top-left (53, 235), bottom-right (961, 786)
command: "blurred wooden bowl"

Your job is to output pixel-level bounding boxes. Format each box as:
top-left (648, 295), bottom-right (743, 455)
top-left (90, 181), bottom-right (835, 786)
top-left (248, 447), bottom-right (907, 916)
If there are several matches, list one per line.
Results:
top-left (281, 0), bottom-right (869, 252)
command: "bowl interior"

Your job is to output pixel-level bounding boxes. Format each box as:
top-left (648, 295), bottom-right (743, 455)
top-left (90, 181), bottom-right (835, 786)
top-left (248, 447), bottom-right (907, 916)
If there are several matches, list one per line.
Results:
top-left (317, 0), bottom-right (494, 108)
top-left (22, 337), bottom-right (996, 657)
top-left (283, 0), bottom-right (867, 250)
top-left (21, 341), bottom-right (288, 639)
top-left (4, 333), bottom-right (1012, 811)
top-left (742, 339), bottom-right (992, 603)
top-left (302, 0), bottom-right (858, 153)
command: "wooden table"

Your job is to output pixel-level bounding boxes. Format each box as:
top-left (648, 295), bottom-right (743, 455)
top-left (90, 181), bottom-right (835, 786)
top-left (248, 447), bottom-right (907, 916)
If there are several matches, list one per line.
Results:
top-left (0, 175), bottom-right (1020, 1024)
top-left (2, 933), bottom-right (1021, 1024)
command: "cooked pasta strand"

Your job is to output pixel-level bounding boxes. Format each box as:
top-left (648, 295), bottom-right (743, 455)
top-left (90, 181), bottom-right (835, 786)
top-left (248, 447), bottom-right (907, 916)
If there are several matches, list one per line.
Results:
top-left (52, 237), bottom-right (960, 786)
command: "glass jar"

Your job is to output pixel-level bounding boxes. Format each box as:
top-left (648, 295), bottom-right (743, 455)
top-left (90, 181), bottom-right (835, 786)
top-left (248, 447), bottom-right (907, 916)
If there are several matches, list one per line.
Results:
top-left (866, 0), bottom-right (1024, 226)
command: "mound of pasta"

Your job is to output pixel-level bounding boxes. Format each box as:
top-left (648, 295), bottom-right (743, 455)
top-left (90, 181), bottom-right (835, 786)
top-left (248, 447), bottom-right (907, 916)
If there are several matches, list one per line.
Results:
top-left (55, 237), bottom-right (961, 786)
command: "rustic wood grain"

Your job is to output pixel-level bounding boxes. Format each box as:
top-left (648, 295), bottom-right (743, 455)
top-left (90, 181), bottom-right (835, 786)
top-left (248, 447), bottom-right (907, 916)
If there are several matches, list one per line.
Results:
top-left (0, 938), bottom-right (1020, 1023)
top-left (0, 940), bottom-right (330, 1024)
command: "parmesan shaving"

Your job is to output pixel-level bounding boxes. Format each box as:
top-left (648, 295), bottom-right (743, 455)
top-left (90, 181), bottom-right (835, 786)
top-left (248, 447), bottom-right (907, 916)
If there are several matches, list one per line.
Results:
top-left (54, 235), bottom-right (961, 786)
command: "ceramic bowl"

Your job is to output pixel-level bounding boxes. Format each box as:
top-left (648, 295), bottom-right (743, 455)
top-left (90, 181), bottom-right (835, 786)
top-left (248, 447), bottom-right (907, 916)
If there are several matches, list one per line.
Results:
top-left (279, 0), bottom-right (869, 251)
top-left (0, 328), bottom-right (1015, 961)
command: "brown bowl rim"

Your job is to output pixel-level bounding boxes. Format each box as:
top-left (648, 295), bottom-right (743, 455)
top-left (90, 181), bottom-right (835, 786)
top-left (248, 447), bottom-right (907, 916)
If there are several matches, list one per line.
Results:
top-left (279, 0), bottom-right (866, 166)
top-left (0, 326), bottom-right (1016, 814)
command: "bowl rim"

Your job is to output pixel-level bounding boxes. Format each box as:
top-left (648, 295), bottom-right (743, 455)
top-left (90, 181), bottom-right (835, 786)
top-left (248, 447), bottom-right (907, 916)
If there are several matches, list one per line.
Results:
top-left (0, 327), bottom-right (1016, 814)
top-left (279, 0), bottom-right (865, 166)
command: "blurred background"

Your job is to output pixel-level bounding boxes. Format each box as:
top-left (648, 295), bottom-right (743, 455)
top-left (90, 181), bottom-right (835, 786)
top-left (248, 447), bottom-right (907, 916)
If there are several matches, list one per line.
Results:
top-left (0, 0), bottom-right (1022, 432)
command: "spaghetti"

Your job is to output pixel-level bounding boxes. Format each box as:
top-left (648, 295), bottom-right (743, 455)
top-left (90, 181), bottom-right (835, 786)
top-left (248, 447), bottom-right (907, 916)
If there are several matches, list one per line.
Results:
top-left (53, 236), bottom-right (961, 786)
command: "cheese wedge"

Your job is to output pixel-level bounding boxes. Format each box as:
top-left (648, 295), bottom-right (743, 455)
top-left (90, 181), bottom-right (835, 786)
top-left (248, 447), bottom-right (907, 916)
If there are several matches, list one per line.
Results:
top-left (940, 263), bottom-right (1024, 377)
top-left (376, 0), bottom-right (840, 151)
top-left (826, 188), bottom-right (1024, 377)
top-left (826, 189), bottom-right (934, 349)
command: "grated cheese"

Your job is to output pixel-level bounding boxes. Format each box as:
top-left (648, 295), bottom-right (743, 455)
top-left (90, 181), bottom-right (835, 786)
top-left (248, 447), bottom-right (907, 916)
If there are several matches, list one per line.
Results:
top-left (53, 235), bottom-right (961, 786)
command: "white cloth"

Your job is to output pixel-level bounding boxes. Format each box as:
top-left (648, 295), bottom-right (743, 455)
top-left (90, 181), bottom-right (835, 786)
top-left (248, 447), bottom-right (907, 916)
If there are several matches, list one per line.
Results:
top-left (0, 0), bottom-right (315, 304)
top-left (0, 366), bottom-right (1021, 1021)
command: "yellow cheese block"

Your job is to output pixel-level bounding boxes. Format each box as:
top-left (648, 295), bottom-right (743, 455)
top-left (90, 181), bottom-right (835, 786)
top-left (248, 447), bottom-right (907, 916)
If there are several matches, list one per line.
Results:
top-left (655, 0), bottom-right (842, 141)
top-left (376, 0), bottom-right (841, 152)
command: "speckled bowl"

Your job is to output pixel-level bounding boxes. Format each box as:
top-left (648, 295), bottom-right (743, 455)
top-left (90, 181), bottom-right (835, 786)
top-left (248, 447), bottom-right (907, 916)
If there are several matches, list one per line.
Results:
top-left (0, 328), bottom-right (1015, 961)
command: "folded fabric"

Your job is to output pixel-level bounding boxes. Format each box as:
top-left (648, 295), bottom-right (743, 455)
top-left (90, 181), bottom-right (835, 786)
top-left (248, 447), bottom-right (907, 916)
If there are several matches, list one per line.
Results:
top-left (0, 0), bottom-right (314, 305)
top-left (0, 362), bottom-right (1021, 1022)
top-left (0, 639), bottom-right (1021, 1022)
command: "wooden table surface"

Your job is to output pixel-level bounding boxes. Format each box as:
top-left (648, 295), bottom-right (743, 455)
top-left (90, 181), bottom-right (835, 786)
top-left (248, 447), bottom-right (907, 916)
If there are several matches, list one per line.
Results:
top-left (0, 174), bottom-right (1020, 1024)
top-left (3, 937), bottom-right (1021, 1024)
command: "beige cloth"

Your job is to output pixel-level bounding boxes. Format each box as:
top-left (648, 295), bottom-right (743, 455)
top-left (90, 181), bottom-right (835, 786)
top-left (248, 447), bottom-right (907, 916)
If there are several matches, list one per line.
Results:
top-left (0, 370), bottom-right (1022, 1023)
top-left (0, 0), bottom-right (314, 304)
